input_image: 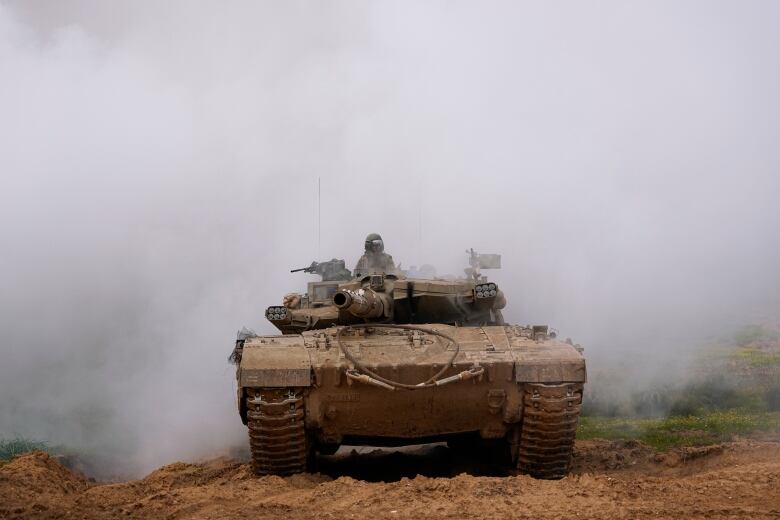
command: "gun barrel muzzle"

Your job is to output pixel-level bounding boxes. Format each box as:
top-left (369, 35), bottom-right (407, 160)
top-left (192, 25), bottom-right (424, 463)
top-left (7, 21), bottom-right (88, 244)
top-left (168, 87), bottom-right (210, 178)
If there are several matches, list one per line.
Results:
top-left (333, 289), bottom-right (385, 318)
top-left (333, 290), bottom-right (353, 309)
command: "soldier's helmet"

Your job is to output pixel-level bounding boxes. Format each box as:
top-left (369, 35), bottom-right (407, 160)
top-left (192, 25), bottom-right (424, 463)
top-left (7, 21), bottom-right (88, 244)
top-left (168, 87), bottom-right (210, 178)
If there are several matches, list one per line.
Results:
top-left (364, 233), bottom-right (384, 253)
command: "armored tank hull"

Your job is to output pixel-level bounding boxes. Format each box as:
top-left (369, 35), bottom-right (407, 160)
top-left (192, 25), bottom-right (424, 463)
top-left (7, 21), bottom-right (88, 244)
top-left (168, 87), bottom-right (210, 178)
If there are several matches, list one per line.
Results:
top-left (234, 322), bottom-right (586, 479)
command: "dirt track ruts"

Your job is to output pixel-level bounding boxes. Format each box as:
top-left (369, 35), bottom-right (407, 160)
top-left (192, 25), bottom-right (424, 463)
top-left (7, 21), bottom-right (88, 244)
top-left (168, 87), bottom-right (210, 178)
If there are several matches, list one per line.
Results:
top-left (1, 439), bottom-right (779, 519)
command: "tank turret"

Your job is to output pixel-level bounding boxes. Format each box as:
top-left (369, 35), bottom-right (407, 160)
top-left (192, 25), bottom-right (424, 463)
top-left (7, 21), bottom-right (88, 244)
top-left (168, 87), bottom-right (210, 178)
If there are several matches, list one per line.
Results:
top-left (272, 251), bottom-right (507, 333)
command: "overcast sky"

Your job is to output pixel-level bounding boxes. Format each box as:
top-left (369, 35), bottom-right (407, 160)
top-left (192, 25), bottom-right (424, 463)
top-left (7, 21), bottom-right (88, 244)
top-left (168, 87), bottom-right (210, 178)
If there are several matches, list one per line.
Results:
top-left (1, 1), bottom-right (778, 476)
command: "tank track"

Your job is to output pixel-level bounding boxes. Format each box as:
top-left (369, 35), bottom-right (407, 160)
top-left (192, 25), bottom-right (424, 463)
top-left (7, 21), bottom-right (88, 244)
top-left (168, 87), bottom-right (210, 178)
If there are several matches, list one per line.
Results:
top-left (517, 382), bottom-right (583, 479)
top-left (246, 388), bottom-right (309, 476)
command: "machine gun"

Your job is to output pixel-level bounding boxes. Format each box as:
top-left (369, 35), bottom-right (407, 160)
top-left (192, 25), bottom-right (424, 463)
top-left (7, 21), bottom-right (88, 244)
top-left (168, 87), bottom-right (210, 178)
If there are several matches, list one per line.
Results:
top-left (290, 258), bottom-right (352, 281)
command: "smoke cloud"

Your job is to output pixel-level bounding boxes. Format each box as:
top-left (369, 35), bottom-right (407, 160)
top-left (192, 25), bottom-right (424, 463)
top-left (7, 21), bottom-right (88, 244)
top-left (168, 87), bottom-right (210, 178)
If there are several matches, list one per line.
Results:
top-left (1, 1), bottom-right (778, 476)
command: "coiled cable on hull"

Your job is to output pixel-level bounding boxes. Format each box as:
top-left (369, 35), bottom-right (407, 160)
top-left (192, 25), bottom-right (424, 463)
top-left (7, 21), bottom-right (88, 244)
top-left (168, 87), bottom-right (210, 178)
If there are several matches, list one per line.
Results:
top-left (336, 323), bottom-right (474, 391)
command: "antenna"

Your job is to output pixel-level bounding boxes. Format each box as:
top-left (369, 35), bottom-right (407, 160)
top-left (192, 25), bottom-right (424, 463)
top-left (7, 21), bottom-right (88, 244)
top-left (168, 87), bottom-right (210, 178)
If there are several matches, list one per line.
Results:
top-left (418, 190), bottom-right (423, 264)
top-left (418, 199), bottom-right (422, 263)
top-left (318, 177), bottom-right (321, 258)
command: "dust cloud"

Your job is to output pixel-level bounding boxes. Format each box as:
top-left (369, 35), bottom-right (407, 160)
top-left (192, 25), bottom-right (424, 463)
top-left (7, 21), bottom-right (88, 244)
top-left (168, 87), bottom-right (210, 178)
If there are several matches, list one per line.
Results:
top-left (1, 1), bottom-right (778, 477)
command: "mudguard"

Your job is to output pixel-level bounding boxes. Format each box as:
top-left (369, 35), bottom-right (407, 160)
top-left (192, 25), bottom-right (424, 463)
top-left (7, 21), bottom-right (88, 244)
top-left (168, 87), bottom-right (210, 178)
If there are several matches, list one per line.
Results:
top-left (512, 341), bottom-right (587, 383)
top-left (239, 335), bottom-right (312, 387)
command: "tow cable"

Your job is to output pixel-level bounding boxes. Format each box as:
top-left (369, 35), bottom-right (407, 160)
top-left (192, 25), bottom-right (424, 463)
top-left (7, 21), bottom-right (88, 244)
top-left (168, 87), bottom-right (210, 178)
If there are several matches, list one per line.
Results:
top-left (336, 323), bottom-right (484, 391)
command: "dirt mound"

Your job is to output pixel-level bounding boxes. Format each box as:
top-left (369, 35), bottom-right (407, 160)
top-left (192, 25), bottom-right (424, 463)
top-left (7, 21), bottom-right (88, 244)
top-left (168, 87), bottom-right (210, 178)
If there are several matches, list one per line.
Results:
top-left (141, 458), bottom-right (250, 488)
top-left (0, 452), bottom-right (89, 518)
top-left (2, 440), bottom-right (780, 519)
top-left (0, 452), bottom-right (88, 494)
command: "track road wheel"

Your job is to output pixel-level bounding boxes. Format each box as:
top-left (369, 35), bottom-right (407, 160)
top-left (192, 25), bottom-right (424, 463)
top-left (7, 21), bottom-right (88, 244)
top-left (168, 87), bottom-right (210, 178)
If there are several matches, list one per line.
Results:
top-left (246, 388), bottom-right (311, 476)
top-left (517, 383), bottom-right (582, 479)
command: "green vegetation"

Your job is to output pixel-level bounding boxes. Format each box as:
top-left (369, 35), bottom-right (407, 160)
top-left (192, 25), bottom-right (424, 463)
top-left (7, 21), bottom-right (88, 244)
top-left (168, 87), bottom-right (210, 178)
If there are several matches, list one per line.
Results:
top-left (578, 410), bottom-right (780, 450)
top-left (732, 324), bottom-right (779, 347)
top-left (667, 379), bottom-right (771, 416)
top-left (0, 437), bottom-right (55, 464)
top-left (732, 347), bottom-right (780, 367)
top-left (579, 323), bottom-right (780, 449)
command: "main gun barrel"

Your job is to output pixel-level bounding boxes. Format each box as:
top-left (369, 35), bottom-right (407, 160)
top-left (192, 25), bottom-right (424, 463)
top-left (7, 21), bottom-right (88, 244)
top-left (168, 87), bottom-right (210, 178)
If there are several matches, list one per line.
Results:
top-left (333, 288), bottom-right (386, 318)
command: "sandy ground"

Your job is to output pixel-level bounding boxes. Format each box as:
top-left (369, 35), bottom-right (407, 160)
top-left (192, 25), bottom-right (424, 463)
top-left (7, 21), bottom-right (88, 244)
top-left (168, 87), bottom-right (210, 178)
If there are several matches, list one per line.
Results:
top-left (2, 439), bottom-right (780, 520)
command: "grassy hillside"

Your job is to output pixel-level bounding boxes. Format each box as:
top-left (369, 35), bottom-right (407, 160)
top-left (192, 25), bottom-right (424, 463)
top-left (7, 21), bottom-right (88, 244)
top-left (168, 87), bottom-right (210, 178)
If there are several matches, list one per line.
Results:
top-left (579, 324), bottom-right (780, 449)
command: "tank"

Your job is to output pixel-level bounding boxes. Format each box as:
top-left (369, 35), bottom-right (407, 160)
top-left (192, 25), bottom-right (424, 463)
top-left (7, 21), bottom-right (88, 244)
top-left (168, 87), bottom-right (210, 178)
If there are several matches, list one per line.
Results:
top-left (229, 251), bottom-right (586, 479)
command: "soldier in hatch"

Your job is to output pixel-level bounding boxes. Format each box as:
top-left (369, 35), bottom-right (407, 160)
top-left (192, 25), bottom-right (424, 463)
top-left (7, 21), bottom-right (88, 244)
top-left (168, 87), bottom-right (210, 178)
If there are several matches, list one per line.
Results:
top-left (354, 233), bottom-right (398, 277)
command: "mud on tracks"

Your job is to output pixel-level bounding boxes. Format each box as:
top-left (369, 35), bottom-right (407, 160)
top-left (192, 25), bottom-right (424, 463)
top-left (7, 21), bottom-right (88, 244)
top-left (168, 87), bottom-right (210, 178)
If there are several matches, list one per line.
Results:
top-left (2, 440), bottom-right (780, 519)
